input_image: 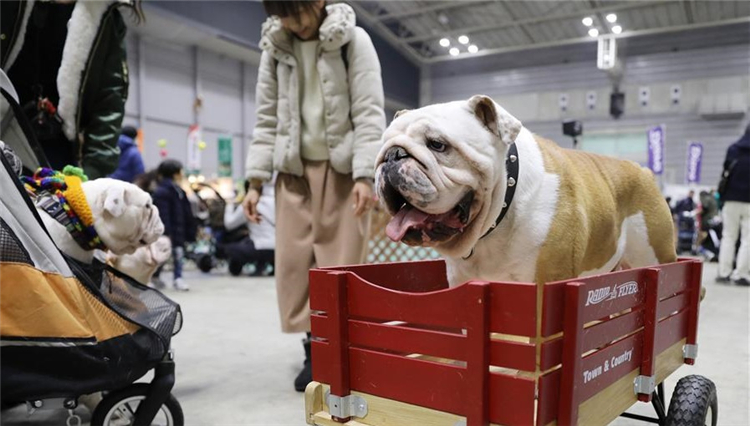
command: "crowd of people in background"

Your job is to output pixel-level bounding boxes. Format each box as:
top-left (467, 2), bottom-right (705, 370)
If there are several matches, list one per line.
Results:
top-left (667, 123), bottom-right (750, 286)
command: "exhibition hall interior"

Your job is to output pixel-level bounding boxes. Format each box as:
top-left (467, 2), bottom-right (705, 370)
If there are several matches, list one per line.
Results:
top-left (0, 1), bottom-right (748, 425)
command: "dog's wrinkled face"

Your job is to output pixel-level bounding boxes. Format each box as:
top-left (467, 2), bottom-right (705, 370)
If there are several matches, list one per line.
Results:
top-left (82, 178), bottom-right (165, 255)
top-left (375, 95), bottom-right (522, 257)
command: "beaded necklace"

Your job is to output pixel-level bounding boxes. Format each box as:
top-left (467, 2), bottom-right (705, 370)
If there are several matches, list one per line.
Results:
top-left (23, 167), bottom-right (107, 251)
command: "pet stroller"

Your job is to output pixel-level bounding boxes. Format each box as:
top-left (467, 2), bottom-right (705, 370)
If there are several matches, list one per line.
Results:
top-left (188, 182), bottom-right (247, 273)
top-left (1, 79), bottom-right (184, 425)
top-left (676, 210), bottom-right (698, 254)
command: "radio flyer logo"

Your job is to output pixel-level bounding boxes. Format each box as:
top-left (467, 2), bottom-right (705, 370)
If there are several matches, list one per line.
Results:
top-left (585, 281), bottom-right (639, 307)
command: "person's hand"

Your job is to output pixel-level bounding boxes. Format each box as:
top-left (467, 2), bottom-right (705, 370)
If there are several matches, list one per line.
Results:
top-left (243, 188), bottom-right (262, 223)
top-left (352, 180), bottom-right (377, 217)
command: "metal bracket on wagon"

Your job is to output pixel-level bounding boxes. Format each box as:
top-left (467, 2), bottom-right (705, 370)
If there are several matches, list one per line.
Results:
top-left (633, 375), bottom-right (656, 395)
top-left (683, 344), bottom-right (698, 361)
top-left (325, 390), bottom-right (368, 419)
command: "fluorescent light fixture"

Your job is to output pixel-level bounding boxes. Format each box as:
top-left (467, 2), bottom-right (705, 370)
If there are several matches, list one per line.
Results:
top-left (458, 35), bottom-right (470, 44)
top-left (439, 38), bottom-right (450, 47)
top-left (606, 13), bottom-right (617, 23)
top-left (468, 44), bottom-right (479, 53)
top-left (582, 17), bottom-right (593, 26)
top-left (611, 25), bottom-right (622, 34)
top-left (588, 28), bottom-right (599, 37)
top-left (449, 47), bottom-right (460, 56)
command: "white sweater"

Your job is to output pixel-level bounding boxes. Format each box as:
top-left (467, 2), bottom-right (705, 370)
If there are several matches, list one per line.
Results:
top-left (224, 183), bottom-right (275, 250)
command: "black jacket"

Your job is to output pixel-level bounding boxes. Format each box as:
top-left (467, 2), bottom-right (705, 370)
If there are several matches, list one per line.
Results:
top-left (722, 129), bottom-right (750, 203)
top-left (153, 179), bottom-right (197, 246)
top-left (1, 1), bottom-right (132, 179)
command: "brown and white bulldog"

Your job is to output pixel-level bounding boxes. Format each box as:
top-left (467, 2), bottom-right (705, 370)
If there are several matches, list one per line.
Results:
top-left (375, 95), bottom-right (676, 286)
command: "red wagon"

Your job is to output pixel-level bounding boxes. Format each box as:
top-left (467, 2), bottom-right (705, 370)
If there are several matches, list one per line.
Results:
top-left (304, 258), bottom-right (716, 426)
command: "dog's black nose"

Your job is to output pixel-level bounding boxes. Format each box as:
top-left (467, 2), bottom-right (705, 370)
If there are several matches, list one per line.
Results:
top-left (384, 146), bottom-right (409, 163)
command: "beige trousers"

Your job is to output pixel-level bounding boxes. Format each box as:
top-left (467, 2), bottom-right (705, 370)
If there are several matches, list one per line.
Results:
top-left (275, 160), bottom-right (370, 333)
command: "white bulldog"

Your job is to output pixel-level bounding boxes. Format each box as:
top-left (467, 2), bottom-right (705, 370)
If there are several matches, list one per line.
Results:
top-left (39, 178), bottom-right (165, 264)
top-left (375, 95), bottom-right (676, 286)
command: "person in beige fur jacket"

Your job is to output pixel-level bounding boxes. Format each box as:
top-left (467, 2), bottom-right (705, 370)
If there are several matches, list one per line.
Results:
top-left (243, 1), bottom-right (385, 391)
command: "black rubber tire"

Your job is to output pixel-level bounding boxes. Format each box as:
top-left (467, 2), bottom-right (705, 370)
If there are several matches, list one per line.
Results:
top-left (197, 254), bottom-right (213, 273)
top-left (228, 260), bottom-right (244, 276)
top-left (665, 375), bottom-right (718, 426)
top-left (90, 384), bottom-right (184, 426)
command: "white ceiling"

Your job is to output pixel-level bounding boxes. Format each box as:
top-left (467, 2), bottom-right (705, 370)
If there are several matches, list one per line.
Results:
top-left (349, 0), bottom-right (750, 63)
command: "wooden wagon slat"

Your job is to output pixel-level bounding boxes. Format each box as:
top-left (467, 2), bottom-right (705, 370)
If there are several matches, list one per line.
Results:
top-left (488, 281), bottom-right (538, 337)
top-left (348, 319), bottom-right (467, 362)
top-left (657, 292), bottom-right (689, 319)
top-left (656, 261), bottom-right (690, 299)
top-left (349, 347), bottom-right (467, 417)
top-left (488, 372), bottom-right (536, 426)
top-left (311, 313), bottom-right (329, 340)
top-left (320, 260), bottom-right (449, 293)
top-left (346, 274), bottom-right (470, 329)
top-left (490, 339), bottom-right (537, 372)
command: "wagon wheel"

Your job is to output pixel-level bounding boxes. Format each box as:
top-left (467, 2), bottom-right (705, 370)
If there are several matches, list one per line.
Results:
top-left (665, 375), bottom-right (717, 426)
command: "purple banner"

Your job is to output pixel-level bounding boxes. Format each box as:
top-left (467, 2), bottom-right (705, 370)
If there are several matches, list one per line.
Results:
top-left (686, 142), bottom-right (703, 184)
top-left (647, 125), bottom-right (665, 175)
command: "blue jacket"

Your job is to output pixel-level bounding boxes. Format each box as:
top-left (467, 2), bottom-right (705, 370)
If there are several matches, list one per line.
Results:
top-left (110, 135), bottom-right (145, 183)
top-left (153, 179), bottom-right (197, 246)
top-left (722, 129), bottom-right (750, 203)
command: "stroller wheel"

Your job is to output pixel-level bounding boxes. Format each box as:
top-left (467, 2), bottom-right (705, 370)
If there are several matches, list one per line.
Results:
top-left (228, 260), bottom-right (244, 276)
top-left (91, 384), bottom-right (183, 426)
top-left (197, 254), bottom-right (213, 273)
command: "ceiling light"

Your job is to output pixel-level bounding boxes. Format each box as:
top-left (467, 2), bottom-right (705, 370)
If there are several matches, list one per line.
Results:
top-left (611, 25), bottom-right (622, 34)
top-left (458, 35), bottom-right (470, 45)
top-left (582, 17), bottom-right (593, 26)
top-left (468, 44), bottom-right (479, 53)
top-left (588, 28), bottom-right (599, 37)
top-left (439, 38), bottom-right (450, 47)
top-left (449, 47), bottom-right (460, 56)
top-left (606, 13), bottom-right (617, 23)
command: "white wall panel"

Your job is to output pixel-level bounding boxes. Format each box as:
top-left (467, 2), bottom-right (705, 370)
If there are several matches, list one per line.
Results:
top-left (430, 43), bottom-right (750, 186)
top-left (200, 50), bottom-right (242, 134)
top-left (143, 41), bottom-right (194, 126)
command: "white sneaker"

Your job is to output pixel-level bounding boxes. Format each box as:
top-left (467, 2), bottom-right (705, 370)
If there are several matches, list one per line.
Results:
top-left (174, 278), bottom-right (190, 291)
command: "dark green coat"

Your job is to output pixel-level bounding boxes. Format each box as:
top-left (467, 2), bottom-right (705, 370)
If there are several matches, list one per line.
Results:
top-left (1, 0), bottom-right (132, 179)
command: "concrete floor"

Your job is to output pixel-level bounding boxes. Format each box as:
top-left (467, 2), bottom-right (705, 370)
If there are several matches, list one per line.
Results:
top-left (3, 261), bottom-right (748, 425)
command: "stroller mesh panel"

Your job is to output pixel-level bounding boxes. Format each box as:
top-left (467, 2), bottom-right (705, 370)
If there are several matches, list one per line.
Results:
top-left (0, 218), bottom-right (33, 265)
top-left (96, 270), bottom-right (181, 351)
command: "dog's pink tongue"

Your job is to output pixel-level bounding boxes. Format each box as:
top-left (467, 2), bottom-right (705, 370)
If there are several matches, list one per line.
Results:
top-left (386, 206), bottom-right (430, 242)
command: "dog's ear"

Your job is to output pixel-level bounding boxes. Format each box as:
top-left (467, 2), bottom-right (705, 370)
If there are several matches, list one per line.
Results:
top-left (102, 185), bottom-right (127, 217)
top-left (393, 109), bottom-right (411, 120)
top-left (468, 95), bottom-right (522, 146)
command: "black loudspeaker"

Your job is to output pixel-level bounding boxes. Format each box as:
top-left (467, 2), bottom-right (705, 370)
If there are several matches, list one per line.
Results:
top-left (610, 91), bottom-right (625, 119)
top-left (562, 120), bottom-right (583, 149)
top-left (562, 120), bottom-right (583, 137)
